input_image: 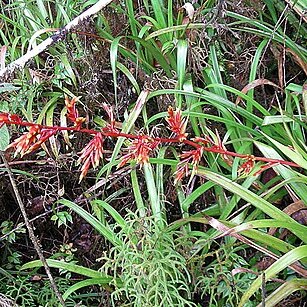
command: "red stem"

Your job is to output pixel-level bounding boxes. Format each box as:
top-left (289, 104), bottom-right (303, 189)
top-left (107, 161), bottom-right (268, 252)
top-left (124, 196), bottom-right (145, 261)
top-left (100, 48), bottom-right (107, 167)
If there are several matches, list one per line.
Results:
top-left (6, 120), bottom-right (301, 168)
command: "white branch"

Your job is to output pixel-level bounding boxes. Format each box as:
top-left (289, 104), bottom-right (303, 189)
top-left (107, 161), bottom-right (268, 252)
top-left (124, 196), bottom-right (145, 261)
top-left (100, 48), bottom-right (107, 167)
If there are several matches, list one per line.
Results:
top-left (0, 0), bottom-right (113, 79)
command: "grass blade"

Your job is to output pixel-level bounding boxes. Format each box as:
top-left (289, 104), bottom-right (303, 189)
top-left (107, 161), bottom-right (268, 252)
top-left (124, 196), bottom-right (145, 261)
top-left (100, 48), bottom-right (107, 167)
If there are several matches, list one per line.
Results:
top-left (239, 245), bottom-right (307, 306)
top-left (58, 199), bottom-right (122, 246)
top-left (197, 168), bottom-right (307, 243)
top-left (63, 278), bottom-right (115, 300)
top-left (21, 259), bottom-right (109, 278)
top-left (261, 278), bottom-right (307, 307)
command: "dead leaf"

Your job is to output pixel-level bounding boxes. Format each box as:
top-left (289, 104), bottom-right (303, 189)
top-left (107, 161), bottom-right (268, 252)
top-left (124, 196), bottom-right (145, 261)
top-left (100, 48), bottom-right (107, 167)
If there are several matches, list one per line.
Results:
top-left (204, 215), bottom-right (307, 277)
top-left (268, 200), bottom-right (306, 236)
top-left (286, 48), bottom-right (307, 75)
top-left (181, 3), bottom-right (195, 20)
top-left (236, 79), bottom-right (280, 106)
top-left (0, 45), bottom-right (6, 70)
top-left (270, 44), bottom-right (285, 88)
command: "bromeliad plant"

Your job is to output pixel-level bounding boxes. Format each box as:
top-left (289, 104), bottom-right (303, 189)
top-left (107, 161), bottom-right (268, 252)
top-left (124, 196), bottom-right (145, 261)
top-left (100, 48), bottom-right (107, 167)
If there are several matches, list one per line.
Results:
top-left (0, 94), bottom-right (301, 183)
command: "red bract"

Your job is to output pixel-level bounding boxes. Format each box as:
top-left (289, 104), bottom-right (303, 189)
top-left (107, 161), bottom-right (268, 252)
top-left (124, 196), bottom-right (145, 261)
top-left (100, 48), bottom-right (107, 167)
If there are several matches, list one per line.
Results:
top-left (7, 126), bottom-right (57, 157)
top-left (78, 132), bottom-right (104, 181)
top-left (118, 136), bottom-right (158, 168)
top-left (65, 96), bottom-right (86, 128)
top-left (174, 147), bottom-right (204, 184)
top-left (238, 155), bottom-right (255, 175)
top-left (28, 128), bottom-right (57, 153)
top-left (209, 131), bottom-right (233, 166)
top-left (174, 163), bottom-right (189, 184)
top-left (102, 103), bottom-right (118, 133)
top-left (7, 125), bottom-right (41, 157)
top-left (0, 113), bottom-right (10, 128)
top-left (166, 106), bottom-right (188, 141)
top-left (0, 113), bottom-right (23, 127)
top-left (193, 136), bottom-right (214, 146)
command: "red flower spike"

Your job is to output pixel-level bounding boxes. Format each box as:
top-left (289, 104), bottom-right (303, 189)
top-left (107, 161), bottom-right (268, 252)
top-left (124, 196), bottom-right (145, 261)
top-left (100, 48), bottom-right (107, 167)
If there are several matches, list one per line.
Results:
top-left (0, 113), bottom-right (23, 127)
top-left (1, 104), bottom-right (300, 186)
top-left (193, 136), bottom-right (214, 146)
top-left (7, 125), bottom-right (41, 157)
top-left (208, 130), bottom-right (233, 166)
top-left (174, 163), bottom-right (189, 185)
top-left (174, 147), bottom-right (204, 184)
top-left (65, 96), bottom-right (86, 128)
top-left (102, 103), bottom-right (118, 133)
top-left (166, 106), bottom-right (188, 141)
top-left (28, 128), bottom-right (57, 153)
top-left (78, 133), bottom-right (104, 181)
top-left (118, 136), bottom-right (158, 168)
top-left (0, 114), bottom-right (8, 128)
top-left (238, 155), bottom-right (255, 175)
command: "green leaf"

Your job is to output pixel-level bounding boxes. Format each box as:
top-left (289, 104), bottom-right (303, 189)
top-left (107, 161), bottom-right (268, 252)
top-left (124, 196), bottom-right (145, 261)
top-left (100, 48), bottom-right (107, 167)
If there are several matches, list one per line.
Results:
top-left (117, 62), bottom-right (140, 95)
top-left (181, 181), bottom-right (215, 212)
top-left (91, 200), bottom-right (127, 231)
top-left (21, 259), bottom-right (108, 278)
top-left (148, 88), bottom-right (263, 126)
top-left (110, 36), bottom-right (123, 107)
top-left (255, 141), bottom-right (307, 203)
top-left (58, 199), bottom-right (122, 247)
top-left (261, 278), bottom-right (307, 307)
top-left (0, 168), bottom-right (38, 179)
top-left (228, 219), bottom-right (307, 241)
top-left (0, 125), bottom-right (10, 151)
top-left (262, 115), bottom-right (305, 125)
top-left (0, 83), bottom-right (20, 93)
top-left (131, 167), bottom-right (146, 217)
top-left (239, 246), bottom-right (307, 306)
top-left (125, 0), bottom-right (138, 37)
top-left (60, 54), bottom-right (77, 88)
top-left (197, 168), bottom-right (307, 243)
top-left (177, 41), bottom-right (188, 88)
top-left (143, 162), bottom-right (164, 227)
top-left (63, 278), bottom-right (115, 300)
top-left (145, 23), bottom-right (206, 41)
top-left (259, 134), bottom-right (307, 169)
top-left (176, 39), bottom-right (188, 108)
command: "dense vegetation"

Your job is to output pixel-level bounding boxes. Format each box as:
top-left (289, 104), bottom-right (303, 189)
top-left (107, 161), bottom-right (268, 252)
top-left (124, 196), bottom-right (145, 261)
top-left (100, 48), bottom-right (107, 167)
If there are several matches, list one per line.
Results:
top-left (0, 0), bottom-right (306, 306)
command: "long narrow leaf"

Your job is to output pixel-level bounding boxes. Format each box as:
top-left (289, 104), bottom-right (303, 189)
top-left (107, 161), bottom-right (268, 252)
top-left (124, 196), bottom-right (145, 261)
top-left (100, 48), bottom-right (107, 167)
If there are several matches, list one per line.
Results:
top-left (91, 199), bottom-right (127, 231)
top-left (58, 199), bottom-right (122, 246)
top-left (197, 168), bottom-right (307, 243)
top-left (260, 278), bottom-right (307, 307)
top-left (21, 259), bottom-right (108, 278)
top-left (143, 162), bottom-right (164, 227)
top-left (63, 278), bottom-right (115, 300)
top-left (239, 246), bottom-right (307, 306)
